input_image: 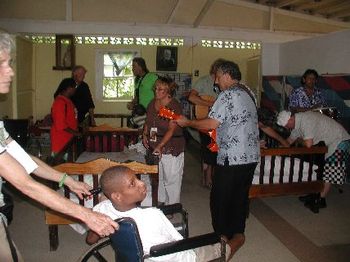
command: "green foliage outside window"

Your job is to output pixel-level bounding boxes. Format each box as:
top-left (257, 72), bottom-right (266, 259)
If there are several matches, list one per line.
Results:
top-left (102, 52), bottom-right (136, 100)
top-left (103, 77), bottom-right (133, 100)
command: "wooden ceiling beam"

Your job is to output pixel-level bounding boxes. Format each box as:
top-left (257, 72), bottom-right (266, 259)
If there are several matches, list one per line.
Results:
top-left (313, 1), bottom-right (350, 12)
top-left (275, 0), bottom-right (303, 8)
top-left (193, 0), bottom-right (216, 28)
top-left (166, 0), bottom-right (181, 24)
top-left (296, 0), bottom-right (339, 11)
top-left (328, 7), bottom-right (350, 19)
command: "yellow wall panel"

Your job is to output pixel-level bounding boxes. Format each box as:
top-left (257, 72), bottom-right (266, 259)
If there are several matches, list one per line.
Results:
top-left (33, 44), bottom-right (71, 119)
top-left (16, 37), bottom-right (34, 118)
top-left (32, 42), bottom-right (260, 121)
top-left (201, 2), bottom-right (270, 30)
top-left (0, 93), bottom-right (12, 118)
top-left (17, 93), bottom-right (33, 118)
top-left (73, 0), bottom-right (176, 23)
top-left (0, 0), bottom-right (66, 20)
top-left (171, 0), bottom-right (208, 25)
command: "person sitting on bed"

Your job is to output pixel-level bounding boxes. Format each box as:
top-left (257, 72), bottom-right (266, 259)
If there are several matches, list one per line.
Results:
top-left (277, 110), bottom-right (350, 213)
top-left (86, 166), bottom-right (227, 261)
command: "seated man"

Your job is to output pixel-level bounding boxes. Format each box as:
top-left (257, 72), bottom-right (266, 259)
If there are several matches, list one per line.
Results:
top-left (87, 166), bottom-right (227, 261)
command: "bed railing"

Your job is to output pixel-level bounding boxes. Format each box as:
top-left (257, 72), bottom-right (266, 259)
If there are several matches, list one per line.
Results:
top-left (249, 146), bottom-right (327, 198)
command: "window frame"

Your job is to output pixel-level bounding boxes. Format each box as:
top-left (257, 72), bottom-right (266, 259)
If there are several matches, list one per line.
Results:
top-left (95, 49), bottom-right (140, 102)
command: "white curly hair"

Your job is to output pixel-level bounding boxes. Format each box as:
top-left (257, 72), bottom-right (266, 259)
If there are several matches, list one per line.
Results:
top-left (0, 33), bottom-right (14, 56)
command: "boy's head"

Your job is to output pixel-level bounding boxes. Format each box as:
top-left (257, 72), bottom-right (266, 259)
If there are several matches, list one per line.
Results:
top-left (100, 166), bottom-right (147, 211)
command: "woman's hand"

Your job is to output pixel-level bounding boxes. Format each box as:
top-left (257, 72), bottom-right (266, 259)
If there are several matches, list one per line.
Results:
top-left (153, 144), bottom-right (163, 158)
top-left (84, 210), bottom-right (119, 238)
top-left (142, 135), bottom-right (149, 149)
top-left (90, 117), bottom-right (97, 127)
top-left (174, 115), bottom-right (189, 127)
top-left (65, 176), bottom-right (92, 199)
top-left (260, 140), bottom-right (267, 149)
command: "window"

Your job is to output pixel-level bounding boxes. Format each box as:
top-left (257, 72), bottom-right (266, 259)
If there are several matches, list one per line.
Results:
top-left (96, 50), bottom-right (139, 101)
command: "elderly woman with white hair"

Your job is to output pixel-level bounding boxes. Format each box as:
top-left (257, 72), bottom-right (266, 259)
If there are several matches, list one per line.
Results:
top-left (277, 110), bottom-right (350, 213)
top-left (0, 33), bottom-right (118, 261)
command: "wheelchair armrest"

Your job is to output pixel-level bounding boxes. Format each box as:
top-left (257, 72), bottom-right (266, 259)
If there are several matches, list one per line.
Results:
top-left (149, 232), bottom-right (221, 257)
top-left (158, 203), bottom-right (183, 215)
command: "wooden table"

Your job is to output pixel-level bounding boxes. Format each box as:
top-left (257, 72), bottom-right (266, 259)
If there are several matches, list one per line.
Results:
top-left (76, 149), bottom-right (158, 207)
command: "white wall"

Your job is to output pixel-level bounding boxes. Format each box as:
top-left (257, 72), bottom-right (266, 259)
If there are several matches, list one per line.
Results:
top-left (261, 43), bottom-right (280, 75)
top-left (262, 29), bottom-right (350, 76)
top-left (279, 29), bottom-right (350, 75)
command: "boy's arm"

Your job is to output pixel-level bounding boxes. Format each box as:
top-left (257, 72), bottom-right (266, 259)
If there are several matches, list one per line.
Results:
top-left (86, 230), bottom-right (101, 245)
top-left (157, 210), bottom-right (183, 241)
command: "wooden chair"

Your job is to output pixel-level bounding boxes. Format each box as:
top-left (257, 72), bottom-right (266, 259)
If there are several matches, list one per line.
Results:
top-left (45, 158), bottom-right (158, 251)
top-left (84, 124), bottom-right (140, 152)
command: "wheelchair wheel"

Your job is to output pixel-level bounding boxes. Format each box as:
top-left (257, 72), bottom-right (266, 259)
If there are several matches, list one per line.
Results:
top-left (77, 238), bottom-right (114, 262)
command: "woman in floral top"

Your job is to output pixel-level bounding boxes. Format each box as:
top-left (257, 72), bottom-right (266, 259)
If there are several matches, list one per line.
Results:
top-left (176, 60), bottom-right (260, 261)
top-left (288, 69), bottom-right (327, 113)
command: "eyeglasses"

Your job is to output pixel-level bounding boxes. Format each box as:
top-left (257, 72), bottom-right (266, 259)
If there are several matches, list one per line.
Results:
top-left (153, 87), bottom-right (167, 92)
top-left (212, 84), bottom-right (220, 94)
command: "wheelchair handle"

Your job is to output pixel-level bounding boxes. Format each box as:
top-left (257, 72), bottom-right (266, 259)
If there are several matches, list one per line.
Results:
top-left (84, 187), bottom-right (102, 199)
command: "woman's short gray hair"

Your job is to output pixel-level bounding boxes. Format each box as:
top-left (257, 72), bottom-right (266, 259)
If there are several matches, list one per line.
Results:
top-left (217, 60), bottom-right (241, 81)
top-left (0, 33), bottom-right (14, 56)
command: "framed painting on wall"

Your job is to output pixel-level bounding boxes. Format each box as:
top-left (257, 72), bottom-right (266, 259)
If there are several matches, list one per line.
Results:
top-left (53, 34), bottom-right (75, 70)
top-left (156, 46), bottom-right (177, 72)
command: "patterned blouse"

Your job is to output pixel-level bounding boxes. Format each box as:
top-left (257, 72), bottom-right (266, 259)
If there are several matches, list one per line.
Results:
top-left (288, 86), bottom-right (326, 110)
top-left (208, 85), bottom-right (260, 166)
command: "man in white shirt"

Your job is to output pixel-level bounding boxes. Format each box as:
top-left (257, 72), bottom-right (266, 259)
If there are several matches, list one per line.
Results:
top-left (277, 110), bottom-right (350, 212)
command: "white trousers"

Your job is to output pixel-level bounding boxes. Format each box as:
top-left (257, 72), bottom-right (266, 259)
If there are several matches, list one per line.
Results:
top-left (158, 152), bottom-right (184, 205)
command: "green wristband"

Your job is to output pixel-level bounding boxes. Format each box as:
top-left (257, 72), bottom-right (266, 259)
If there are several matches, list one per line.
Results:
top-left (59, 173), bottom-right (68, 188)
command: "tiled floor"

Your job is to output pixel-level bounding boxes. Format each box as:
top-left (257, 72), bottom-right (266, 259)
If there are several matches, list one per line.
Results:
top-left (6, 138), bottom-right (350, 261)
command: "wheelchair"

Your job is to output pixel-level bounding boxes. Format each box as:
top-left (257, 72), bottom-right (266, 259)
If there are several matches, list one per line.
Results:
top-left (77, 203), bottom-right (226, 262)
top-left (3, 118), bottom-right (30, 148)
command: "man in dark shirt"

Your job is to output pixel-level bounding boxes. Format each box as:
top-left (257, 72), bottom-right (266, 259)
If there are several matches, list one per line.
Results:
top-left (71, 65), bottom-right (96, 126)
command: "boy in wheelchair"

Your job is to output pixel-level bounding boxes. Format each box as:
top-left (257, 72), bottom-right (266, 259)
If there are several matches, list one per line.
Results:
top-left (86, 166), bottom-right (227, 261)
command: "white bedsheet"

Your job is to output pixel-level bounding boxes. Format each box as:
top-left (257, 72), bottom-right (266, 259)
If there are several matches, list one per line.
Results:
top-left (253, 156), bottom-right (318, 185)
